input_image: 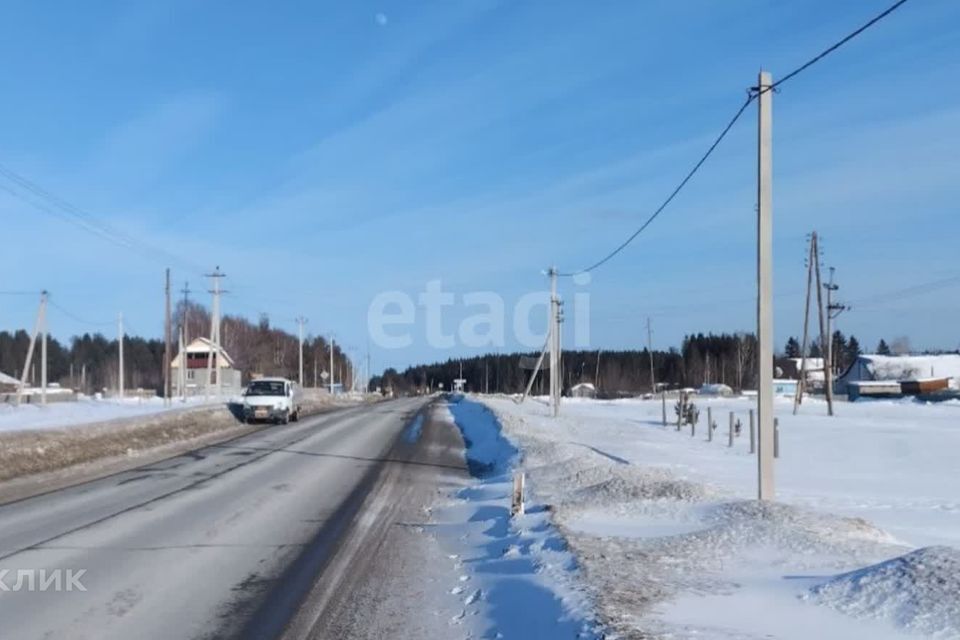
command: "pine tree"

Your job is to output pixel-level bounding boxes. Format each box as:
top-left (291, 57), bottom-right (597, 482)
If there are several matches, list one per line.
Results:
top-left (784, 337), bottom-right (801, 358)
top-left (877, 339), bottom-right (891, 355)
top-left (846, 335), bottom-right (862, 361)
top-left (809, 340), bottom-right (822, 358)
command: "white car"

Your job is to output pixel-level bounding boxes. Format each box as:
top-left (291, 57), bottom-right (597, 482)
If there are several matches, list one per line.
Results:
top-left (241, 378), bottom-right (302, 424)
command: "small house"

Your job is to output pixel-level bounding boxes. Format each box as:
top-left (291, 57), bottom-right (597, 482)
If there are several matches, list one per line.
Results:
top-left (171, 337), bottom-right (243, 396)
top-left (0, 370), bottom-right (21, 394)
top-left (569, 382), bottom-right (597, 399)
top-left (773, 379), bottom-right (798, 396)
top-left (837, 354), bottom-right (960, 399)
top-left (699, 383), bottom-right (734, 397)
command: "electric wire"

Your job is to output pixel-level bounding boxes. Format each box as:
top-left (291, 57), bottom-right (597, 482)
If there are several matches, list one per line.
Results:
top-left (559, 0), bottom-right (912, 276)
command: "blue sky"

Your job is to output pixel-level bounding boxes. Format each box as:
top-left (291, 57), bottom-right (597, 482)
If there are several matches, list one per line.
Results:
top-left (1, 0), bottom-right (958, 372)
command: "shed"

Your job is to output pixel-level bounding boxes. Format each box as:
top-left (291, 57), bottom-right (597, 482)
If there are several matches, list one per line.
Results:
top-left (699, 383), bottom-right (734, 397)
top-left (773, 379), bottom-right (798, 396)
top-left (847, 381), bottom-right (903, 401)
top-left (569, 382), bottom-right (597, 399)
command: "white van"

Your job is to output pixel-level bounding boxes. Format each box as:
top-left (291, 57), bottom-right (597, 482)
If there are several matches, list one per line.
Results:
top-left (241, 378), bottom-right (302, 424)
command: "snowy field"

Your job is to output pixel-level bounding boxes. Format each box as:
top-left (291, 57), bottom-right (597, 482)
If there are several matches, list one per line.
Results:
top-left (0, 396), bottom-right (221, 433)
top-left (473, 394), bottom-right (960, 639)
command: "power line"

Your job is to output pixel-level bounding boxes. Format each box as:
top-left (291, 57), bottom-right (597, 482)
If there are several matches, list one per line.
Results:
top-left (47, 299), bottom-right (114, 327)
top-left (558, 96), bottom-right (753, 276)
top-left (559, 0), bottom-right (912, 276)
top-left (0, 163), bottom-right (207, 275)
top-left (766, 0), bottom-right (911, 94)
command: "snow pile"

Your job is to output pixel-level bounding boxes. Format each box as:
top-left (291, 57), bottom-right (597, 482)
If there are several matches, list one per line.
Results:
top-left (807, 546), bottom-right (960, 637)
top-left (481, 395), bottom-right (960, 638)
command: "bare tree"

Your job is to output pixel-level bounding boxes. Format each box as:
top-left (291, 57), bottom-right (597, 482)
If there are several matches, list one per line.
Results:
top-left (890, 336), bottom-right (911, 356)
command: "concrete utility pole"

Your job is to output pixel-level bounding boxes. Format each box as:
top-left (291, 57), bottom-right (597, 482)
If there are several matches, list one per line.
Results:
top-left (329, 335), bottom-right (335, 394)
top-left (17, 292), bottom-right (47, 406)
top-left (646, 317), bottom-right (656, 393)
top-left (164, 269), bottom-right (172, 405)
top-left (40, 294), bottom-right (48, 405)
top-left (755, 70), bottom-right (775, 501)
top-left (548, 267), bottom-right (561, 417)
top-left (180, 282), bottom-right (191, 346)
top-left (205, 267), bottom-right (226, 400)
top-left (178, 326), bottom-right (186, 401)
top-left (118, 312), bottom-right (125, 400)
top-left (295, 316), bottom-right (307, 386)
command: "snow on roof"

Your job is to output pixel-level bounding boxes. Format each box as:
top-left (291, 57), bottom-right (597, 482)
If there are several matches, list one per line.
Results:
top-left (699, 383), bottom-right (733, 395)
top-left (845, 354), bottom-right (960, 382)
top-left (170, 337), bottom-right (236, 368)
top-left (789, 357), bottom-right (825, 368)
top-left (570, 382), bottom-right (596, 391)
top-left (0, 371), bottom-right (21, 386)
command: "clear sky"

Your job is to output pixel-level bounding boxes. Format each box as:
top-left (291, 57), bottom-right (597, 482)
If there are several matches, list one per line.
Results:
top-left (1, 0), bottom-right (958, 372)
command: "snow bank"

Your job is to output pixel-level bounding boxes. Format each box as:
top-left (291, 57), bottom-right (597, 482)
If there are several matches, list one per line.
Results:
top-left (442, 394), bottom-right (516, 476)
top-left (427, 397), bottom-right (600, 639)
top-left (480, 395), bottom-right (960, 638)
top-left (0, 395), bottom-right (219, 433)
top-left (807, 546), bottom-right (960, 637)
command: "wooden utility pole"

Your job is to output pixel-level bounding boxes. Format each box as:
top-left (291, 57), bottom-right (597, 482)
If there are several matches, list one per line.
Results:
top-left (813, 242), bottom-right (831, 416)
top-left (164, 269), bottom-right (172, 405)
top-left (756, 70), bottom-right (775, 501)
top-left (793, 234), bottom-right (816, 414)
top-left (549, 267), bottom-right (560, 416)
top-left (824, 267), bottom-right (846, 411)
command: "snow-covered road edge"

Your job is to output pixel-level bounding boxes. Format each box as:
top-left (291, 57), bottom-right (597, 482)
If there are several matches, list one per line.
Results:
top-left (425, 395), bottom-right (605, 639)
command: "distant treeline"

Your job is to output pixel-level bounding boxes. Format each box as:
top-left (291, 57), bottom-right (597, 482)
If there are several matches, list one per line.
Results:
top-left (0, 300), bottom-right (352, 394)
top-left (374, 333), bottom-right (761, 396)
top-left (378, 331), bottom-right (944, 396)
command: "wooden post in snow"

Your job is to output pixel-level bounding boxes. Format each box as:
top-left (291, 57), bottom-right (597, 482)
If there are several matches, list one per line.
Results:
top-left (749, 409), bottom-right (756, 454)
top-left (661, 390), bottom-right (667, 426)
top-left (774, 418), bottom-right (780, 458)
top-left (676, 392), bottom-right (683, 431)
top-left (511, 472), bottom-right (525, 517)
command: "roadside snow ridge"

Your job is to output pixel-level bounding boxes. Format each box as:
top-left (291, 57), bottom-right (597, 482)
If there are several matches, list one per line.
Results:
top-left (807, 545), bottom-right (960, 637)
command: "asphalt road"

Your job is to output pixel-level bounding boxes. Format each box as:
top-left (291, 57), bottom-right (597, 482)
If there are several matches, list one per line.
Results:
top-left (0, 397), bottom-right (466, 639)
